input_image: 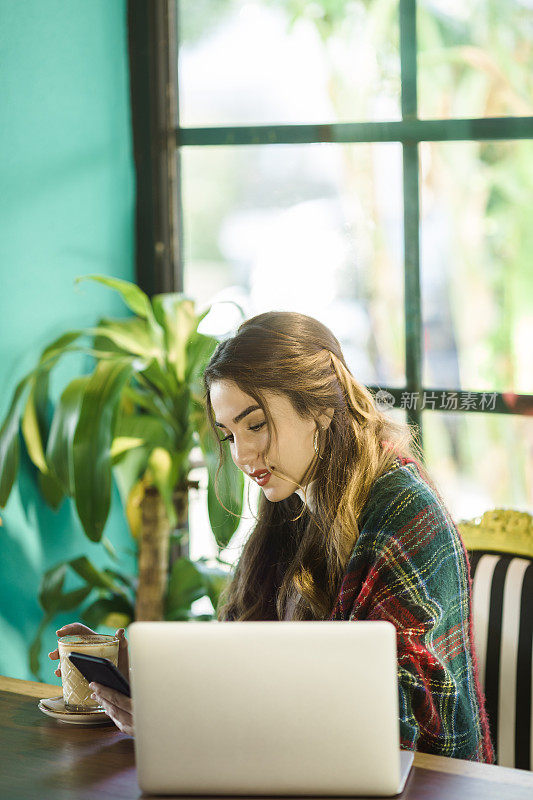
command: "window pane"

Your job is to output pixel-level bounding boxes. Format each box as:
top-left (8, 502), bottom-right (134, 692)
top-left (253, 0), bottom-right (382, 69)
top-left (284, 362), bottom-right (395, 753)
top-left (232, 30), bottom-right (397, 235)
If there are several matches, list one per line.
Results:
top-left (178, 0), bottom-right (401, 125)
top-left (182, 142), bottom-right (405, 387)
top-left (420, 139), bottom-right (533, 394)
top-left (423, 411), bottom-right (533, 520)
top-left (418, 0), bottom-right (533, 120)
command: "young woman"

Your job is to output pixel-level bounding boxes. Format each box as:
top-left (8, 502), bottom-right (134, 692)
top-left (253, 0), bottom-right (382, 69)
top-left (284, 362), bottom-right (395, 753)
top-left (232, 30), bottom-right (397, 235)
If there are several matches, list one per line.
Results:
top-left (50, 310), bottom-right (494, 760)
top-left (204, 311), bottom-right (494, 763)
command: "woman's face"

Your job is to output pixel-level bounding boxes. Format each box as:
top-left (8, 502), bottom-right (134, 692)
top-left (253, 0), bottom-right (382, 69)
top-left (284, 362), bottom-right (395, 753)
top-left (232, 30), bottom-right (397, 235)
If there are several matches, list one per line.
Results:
top-left (209, 379), bottom-right (319, 502)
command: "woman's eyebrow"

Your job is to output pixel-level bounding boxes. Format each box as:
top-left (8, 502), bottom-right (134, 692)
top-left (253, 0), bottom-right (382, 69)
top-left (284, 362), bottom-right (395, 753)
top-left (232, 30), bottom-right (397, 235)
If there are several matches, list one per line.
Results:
top-left (214, 405), bottom-right (262, 428)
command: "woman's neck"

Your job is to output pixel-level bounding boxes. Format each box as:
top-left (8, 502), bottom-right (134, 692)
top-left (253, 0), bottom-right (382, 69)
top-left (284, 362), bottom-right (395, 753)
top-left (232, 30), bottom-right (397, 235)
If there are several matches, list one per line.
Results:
top-left (295, 480), bottom-right (316, 513)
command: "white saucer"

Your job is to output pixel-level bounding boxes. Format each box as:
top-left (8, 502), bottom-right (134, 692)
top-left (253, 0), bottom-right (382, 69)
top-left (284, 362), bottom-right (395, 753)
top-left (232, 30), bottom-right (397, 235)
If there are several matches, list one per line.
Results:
top-left (38, 695), bottom-right (114, 725)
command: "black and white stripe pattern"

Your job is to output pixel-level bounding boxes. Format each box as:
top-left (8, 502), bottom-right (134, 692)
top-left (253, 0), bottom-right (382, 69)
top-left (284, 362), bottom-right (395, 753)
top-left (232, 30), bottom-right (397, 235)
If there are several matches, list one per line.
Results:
top-left (469, 551), bottom-right (533, 770)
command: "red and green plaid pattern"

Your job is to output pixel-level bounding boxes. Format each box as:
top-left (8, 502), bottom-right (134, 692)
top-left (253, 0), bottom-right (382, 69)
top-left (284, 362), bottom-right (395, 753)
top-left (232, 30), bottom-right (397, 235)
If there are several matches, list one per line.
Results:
top-left (329, 456), bottom-right (495, 763)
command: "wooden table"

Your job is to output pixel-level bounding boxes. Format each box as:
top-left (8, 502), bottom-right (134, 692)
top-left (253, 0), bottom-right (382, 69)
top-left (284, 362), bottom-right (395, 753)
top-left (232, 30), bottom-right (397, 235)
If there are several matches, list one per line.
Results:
top-left (2, 675), bottom-right (533, 799)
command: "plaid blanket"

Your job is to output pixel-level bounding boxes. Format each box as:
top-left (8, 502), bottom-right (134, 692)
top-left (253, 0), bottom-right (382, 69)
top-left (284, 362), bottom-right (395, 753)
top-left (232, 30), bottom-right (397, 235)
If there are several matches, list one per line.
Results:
top-left (328, 455), bottom-right (495, 763)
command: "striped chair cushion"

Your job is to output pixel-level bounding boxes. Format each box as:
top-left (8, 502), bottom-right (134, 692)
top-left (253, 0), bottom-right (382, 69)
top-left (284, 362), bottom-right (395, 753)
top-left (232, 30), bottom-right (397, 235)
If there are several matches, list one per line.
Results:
top-left (469, 551), bottom-right (533, 770)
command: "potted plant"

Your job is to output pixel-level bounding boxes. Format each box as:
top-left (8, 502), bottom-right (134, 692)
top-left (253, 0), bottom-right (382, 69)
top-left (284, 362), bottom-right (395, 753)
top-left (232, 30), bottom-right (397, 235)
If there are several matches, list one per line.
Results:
top-left (0, 275), bottom-right (244, 678)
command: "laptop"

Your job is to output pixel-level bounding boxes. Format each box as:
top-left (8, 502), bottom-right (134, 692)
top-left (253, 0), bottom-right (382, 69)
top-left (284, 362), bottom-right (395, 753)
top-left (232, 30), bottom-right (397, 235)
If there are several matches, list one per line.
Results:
top-left (128, 620), bottom-right (414, 796)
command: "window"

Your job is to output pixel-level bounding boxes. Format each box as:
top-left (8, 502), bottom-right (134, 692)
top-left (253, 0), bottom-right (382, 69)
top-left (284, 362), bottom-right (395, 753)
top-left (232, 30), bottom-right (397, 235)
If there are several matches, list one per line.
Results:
top-left (165, 0), bottom-right (533, 564)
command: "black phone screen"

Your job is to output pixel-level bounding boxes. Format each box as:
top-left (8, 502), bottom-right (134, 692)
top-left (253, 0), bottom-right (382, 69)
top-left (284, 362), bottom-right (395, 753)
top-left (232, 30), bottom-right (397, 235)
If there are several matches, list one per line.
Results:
top-left (68, 651), bottom-right (131, 697)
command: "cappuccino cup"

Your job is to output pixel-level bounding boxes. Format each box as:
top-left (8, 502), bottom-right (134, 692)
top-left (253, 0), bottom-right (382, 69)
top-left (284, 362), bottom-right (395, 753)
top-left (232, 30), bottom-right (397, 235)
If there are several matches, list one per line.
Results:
top-left (57, 633), bottom-right (119, 711)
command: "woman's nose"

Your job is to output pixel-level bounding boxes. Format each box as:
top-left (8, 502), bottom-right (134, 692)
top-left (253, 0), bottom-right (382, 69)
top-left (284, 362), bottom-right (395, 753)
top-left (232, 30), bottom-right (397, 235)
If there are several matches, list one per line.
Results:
top-left (233, 437), bottom-right (258, 469)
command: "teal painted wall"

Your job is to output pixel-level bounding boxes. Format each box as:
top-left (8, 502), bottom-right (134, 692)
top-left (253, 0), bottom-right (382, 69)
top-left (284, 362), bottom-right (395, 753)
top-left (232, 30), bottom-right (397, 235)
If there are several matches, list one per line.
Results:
top-left (0, 0), bottom-right (136, 683)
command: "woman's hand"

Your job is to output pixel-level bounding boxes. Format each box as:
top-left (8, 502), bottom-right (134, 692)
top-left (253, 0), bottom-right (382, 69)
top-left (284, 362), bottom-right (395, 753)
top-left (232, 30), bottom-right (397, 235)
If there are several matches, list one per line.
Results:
top-left (89, 681), bottom-right (134, 736)
top-left (48, 622), bottom-right (133, 736)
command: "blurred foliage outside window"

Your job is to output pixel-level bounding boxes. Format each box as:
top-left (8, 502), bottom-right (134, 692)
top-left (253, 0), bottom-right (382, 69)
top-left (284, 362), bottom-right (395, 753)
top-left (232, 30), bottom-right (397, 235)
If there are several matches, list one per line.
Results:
top-left (175, 0), bottom-right (533, 573)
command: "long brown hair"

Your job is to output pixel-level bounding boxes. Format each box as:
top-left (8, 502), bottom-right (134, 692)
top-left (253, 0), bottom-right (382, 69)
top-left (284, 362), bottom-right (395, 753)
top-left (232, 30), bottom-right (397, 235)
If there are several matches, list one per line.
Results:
top-left (204, 311), bottom-right (428, 622)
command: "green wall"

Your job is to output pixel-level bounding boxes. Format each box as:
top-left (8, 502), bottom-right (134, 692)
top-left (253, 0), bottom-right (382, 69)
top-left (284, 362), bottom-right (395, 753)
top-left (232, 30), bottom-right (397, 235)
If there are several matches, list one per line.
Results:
top-left (0, 0), bottom-right (136, 682)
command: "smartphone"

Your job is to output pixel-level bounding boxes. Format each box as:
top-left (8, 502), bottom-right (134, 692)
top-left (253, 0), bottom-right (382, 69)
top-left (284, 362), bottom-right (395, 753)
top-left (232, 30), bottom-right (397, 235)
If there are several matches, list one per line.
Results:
top-left (68, 651), bottom-right (131, 697)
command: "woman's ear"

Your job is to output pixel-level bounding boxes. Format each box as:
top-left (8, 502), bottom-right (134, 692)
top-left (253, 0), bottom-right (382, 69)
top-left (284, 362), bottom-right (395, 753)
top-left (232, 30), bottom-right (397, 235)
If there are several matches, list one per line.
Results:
top-left (318, 408), bottom-right (334, 430)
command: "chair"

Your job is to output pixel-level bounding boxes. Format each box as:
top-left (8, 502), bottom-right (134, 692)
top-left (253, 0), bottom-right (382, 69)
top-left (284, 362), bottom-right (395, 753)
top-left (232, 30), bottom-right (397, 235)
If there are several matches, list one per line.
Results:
top-left (458, 509), bottom-right (533, 770)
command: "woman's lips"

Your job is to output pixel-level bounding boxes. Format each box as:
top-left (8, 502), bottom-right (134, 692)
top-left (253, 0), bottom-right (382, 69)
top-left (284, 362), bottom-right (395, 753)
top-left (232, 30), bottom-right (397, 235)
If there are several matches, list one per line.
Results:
top-left (253, 471), bottom-right (271, 486)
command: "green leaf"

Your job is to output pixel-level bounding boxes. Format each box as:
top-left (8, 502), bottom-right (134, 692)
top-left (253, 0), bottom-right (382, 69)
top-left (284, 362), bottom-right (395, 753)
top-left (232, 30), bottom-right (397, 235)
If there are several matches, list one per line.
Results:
top-left (103, 567), bottom-right (137, 596)
top-left (72, 359), bottom-right (135, 541)
top-left (152, 294), bottom-right (202, 382)
top-left (57, 585), bottom-right (94, 611)
top-left (38, 563), bottom-right (67, 613)
top-left (1, 330), bottom-right (85, 506)
top-left (40, 330), bottom-right (84, 366)
top-left (101, 535), bottom-right (119, 564)
top-left (0, 376), bottom-right (30, 506)
top-left (88, 318), bottom-right (163, 361)
top-left (122, 384), bottom-right (163, 416)
top-left (46, 376), bottom-right (90, 495)
top-left (194, 400), bottom-right (244, 548)
top-left (132, 374), bottom-right (179, 426)
top-left (37, 470), bottom-right (64, 510)
top-left (111, 436), bottom-right (144, 460)
top-left (113, 444), bottom-right (149, 508)
top-left (140, 358), bottom-right (177, 401)
top-left (164, 557), bottom-right (206, 618)
top-left (21, 372), bottom-right (50, 474)
top-left (186, 332), bottom-right (218, 395)
top-left (20, 330), bottom-right (88, 480)
top-left (207, 456), bottom-right (244, 547)
top-left (77, 275), bottom-right (165, 358)
top-left (29, 614), bottom-right (54, 681)
top-left (114, 412), bottom-right (175, 451)
top-left (194, 559), bottom-right (231, 610)
top-left (76, 275), bottom-right (155, 324)
top-left (81, 593), bottom-right (134, 630)
top-left (68, 555), bottom-right (131, 598)
top-left (38, 563), bottom-right (93, 617)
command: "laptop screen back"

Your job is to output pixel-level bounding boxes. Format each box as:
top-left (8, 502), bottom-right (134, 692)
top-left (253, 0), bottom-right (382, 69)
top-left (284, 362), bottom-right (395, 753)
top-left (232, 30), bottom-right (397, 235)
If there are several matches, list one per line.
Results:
top-left (129, 620), bottom-right (403, 796)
